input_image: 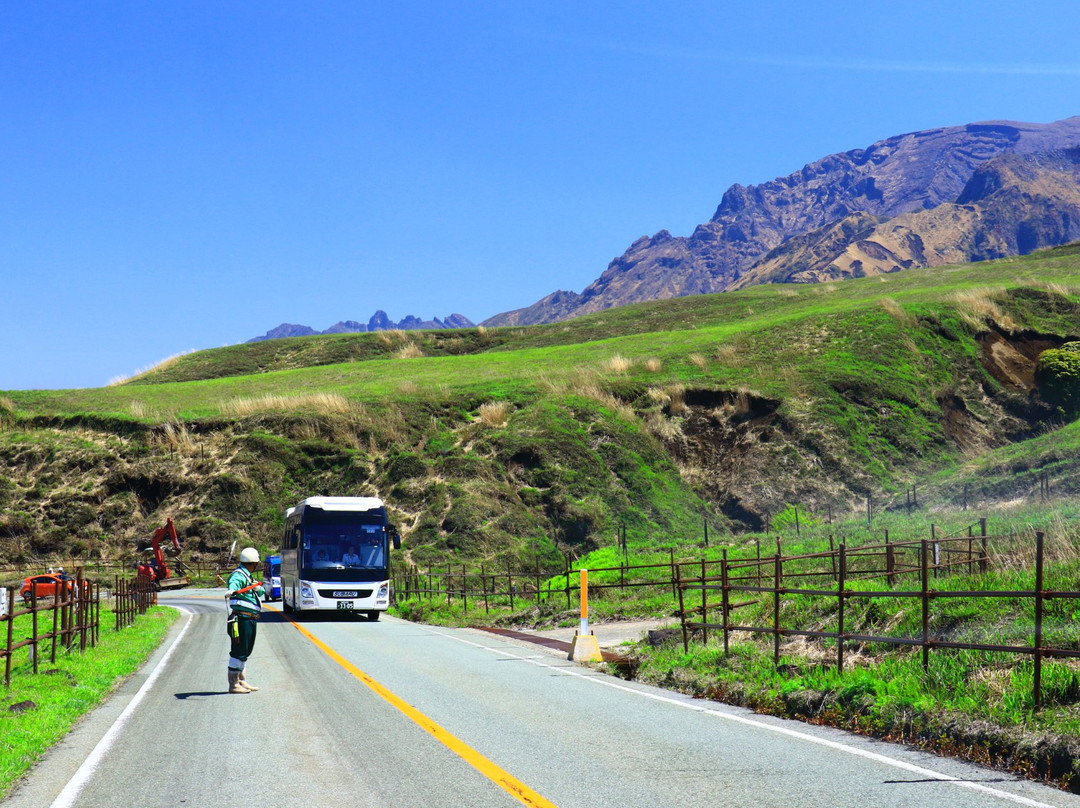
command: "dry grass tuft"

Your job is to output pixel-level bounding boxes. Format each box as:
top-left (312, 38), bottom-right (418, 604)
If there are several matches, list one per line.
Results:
top-left (669, 385), bottom-right (687, 415)
top-left (647, 386), bottom-right (670, 406)
top-left (477, 401), bottom-right (510, 427)
top-left (221, 392), bottom-right (353, 416)
top-left (948, 288), bottom-right (1017, 332)
top-left (570, 381), bottom-right (636, 420)
top-left (715, 344), bottom-right (740, 365)
top-left (651, 384), bottom-right (687, 415)
top-left (879, 297), bottom-right (902, 319)
top-left (155, 421), bottom-right (197, 453)
top-left (688, 353), bottom-right (708, 370)
top-left (644, 412), bottom-right (683, 440)
top-left (376, 329), bottom-right (407, 346)
top-left (644, 358), bottom-right (662, 372)
top-left (603, 354), bottom-right (634, 373)
top-left (1038, 282), bottom-right (1073, 297)
top-left (394, 342), bottom-right (424, 359)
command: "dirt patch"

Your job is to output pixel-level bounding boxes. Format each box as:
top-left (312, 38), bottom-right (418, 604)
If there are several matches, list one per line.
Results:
top-left (978, 327), bottom-right (1062, 391)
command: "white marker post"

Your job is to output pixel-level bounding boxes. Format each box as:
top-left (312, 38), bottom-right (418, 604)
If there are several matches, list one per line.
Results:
top-left (568, 568), bottom-right (602, 663)
top-left (579, 568), bottom-right (589, 636)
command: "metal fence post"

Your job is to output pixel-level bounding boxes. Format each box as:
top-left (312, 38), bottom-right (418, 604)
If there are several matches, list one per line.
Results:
top-left (675, 562), bottom-right (688, 653)
top-left (837, 544), bottom-right (848, 675)
top-left (721, 549), bottom-right (730, 656)
top-left (4, 588), bottom-right (13, 688)
top-left (700, 558), bottom-right (708, 647)
top-left (921, 540), bottom-right (930, 672)
top-left (669, 548), bottom-right (677, 600)
top-left (31, 582), bottom-right (39, 674)
top-left (773, 552), bottom-right (782, 666)
top-left (1034, 531), bottom-right (1045, 710)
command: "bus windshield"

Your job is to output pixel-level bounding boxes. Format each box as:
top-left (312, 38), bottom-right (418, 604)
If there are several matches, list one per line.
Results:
top-left (301, 512), bottom-right (387, 572)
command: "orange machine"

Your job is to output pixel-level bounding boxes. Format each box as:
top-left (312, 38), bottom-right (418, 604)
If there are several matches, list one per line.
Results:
top-left (136, 518), bottom-right (191, 590)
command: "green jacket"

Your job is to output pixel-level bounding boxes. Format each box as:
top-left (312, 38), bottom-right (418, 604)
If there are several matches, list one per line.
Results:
top-left (227, 565), bottom-right (262, 617)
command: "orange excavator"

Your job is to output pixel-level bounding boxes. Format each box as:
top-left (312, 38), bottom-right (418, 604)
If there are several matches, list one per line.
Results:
top-left (136, 518), bottom-right (191, 590)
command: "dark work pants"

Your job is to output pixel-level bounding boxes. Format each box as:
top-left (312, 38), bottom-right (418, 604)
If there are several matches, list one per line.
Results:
top-left (228, 615), bottom-right (258, 671)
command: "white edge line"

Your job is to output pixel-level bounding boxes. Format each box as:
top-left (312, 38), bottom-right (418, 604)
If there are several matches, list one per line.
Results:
top-left (423, 626), bottom-right (1062, 808)
top-left (49, 607), bottom-right (194, 808)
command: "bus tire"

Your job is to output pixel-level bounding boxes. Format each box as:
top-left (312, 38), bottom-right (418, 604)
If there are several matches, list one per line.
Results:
top-left (366, 611), bottom-right (379, 622)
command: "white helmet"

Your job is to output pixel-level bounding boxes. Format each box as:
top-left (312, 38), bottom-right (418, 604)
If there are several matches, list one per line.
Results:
top-left (239, 547), bottom-right (260, 563)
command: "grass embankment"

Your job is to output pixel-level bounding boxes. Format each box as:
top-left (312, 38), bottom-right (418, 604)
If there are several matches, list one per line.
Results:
top-left (2, 246), bottom-right (1080, 569)
top-left (0, 606), bottom-right (177, 797)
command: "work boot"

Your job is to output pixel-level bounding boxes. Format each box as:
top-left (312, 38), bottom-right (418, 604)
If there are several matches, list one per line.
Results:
top-left (239, 671), bottom-right (260, 692)
top-left (228, 671), bottom-right (251, 694)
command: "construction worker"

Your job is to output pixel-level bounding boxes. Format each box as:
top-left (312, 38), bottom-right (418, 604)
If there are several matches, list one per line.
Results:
top-left (226, 547), bottom-right (263, 694)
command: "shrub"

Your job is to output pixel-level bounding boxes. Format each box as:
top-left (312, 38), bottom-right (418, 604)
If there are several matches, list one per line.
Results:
top-left (1035, 347), bottom-right (1080, 416)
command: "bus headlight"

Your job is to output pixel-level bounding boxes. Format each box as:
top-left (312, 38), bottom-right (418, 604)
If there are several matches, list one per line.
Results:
top-left (378, 584), bottom-right (388, 599)
top-left (300, 583), bottom-right (314, 599)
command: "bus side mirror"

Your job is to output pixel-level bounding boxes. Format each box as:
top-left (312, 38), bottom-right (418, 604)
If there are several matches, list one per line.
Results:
top-left (389, 525), bottom-right (401, 550)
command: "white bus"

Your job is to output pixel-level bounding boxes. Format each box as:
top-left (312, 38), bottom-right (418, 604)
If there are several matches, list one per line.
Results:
top-left (280, 496), bottom-right (400, 620)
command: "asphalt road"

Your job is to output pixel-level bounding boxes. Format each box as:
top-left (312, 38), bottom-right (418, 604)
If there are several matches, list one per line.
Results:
top-left (5, 589), bottom-right (1080, 808)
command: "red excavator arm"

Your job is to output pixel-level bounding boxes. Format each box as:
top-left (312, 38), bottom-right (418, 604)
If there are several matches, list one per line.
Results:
top-left (150, 518), bottom-right (180, 579)
top-left (137, 518), bottom-right (190, 590)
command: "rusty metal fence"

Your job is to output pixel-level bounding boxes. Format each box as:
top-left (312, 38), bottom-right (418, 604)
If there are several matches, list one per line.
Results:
top-left (675, 529), bottom-right (1078, 709)
top-left (2, 573), bottom-right (158, 688)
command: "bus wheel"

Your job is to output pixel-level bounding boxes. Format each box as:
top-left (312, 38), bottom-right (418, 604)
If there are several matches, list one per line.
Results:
top-left (366, 611), bottom-right (379, 622)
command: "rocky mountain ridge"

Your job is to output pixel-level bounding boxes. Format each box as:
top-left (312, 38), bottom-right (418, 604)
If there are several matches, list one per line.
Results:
top-left (484, 117), bottom-right (1080, 327)
top-left (249, 311), bottom-right (475, 342)
top-left (734, 147), bottom-right (1080, 286)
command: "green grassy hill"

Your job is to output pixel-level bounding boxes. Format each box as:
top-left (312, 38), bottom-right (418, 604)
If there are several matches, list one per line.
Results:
top-left (2, 244), bottom-right (1079, 568)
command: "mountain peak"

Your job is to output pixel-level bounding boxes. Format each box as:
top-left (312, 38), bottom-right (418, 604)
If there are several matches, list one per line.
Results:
top-left (484, 116), bottom-right (1080, 328)
top-left (248, 311), bottom-right (476, 343)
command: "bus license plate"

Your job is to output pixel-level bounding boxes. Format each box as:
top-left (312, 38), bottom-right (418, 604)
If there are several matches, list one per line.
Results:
top-left (336, 601), bottom-right (353, 610)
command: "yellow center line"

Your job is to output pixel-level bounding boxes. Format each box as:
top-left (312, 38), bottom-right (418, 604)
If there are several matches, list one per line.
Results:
top-left (277, 609), bottom-right (558, 808)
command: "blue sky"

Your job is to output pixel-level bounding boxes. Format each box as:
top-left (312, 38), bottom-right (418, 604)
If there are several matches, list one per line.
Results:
top-left (3, 2), bottom-right (1079, 390)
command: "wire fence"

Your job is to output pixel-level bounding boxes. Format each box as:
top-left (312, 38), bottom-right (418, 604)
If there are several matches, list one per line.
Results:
top-left (395, 519), bottom-right (1080, 710)
top-left (675, 529), bottom-right (1079, 710)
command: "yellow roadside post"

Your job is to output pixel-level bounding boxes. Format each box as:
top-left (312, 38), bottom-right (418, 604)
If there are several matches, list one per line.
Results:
top-left (568, 568), bottom-right (602, 663)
